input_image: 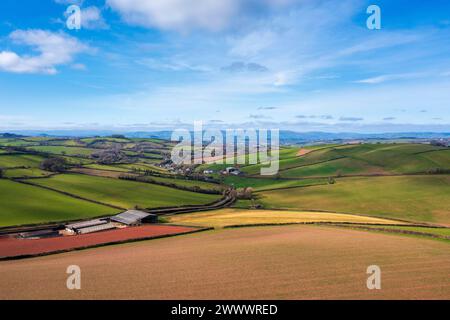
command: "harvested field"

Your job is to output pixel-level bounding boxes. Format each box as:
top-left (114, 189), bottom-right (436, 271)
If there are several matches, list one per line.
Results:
top-left (0, 225), bottom-right (449, 299)
top-left (167, 208), bottom-right (406, 228)
top-left (0, 225), bottom-right (199, 259)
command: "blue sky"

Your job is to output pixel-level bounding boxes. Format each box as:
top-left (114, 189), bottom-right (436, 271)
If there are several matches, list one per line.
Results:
top-left (0, 0), bottom-right (449, 133)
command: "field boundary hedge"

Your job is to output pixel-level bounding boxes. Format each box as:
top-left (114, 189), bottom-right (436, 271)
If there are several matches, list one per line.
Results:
top-left (330, 224), bottom-right (450, 241)
top-left (119, 174), bottom-right (223, 195)
top-left (223, 221), bottom-right (418, 229)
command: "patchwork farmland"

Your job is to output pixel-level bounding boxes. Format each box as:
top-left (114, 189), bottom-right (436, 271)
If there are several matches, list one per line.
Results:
top-left (0, 135), bottom-right (449, 299)
top-left (1, 226), bottom-right (449, 299)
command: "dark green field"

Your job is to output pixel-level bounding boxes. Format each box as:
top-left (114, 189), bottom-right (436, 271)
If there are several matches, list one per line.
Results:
top-left (236, 143), bottom-right (449, 177)
top-left (257, 175), bottom-right (450, 224)
top-left (0, 136), bottom-right (218, 226)
top-left (27, 173), bottom-right (220, 210)
top-left (0, 179), bottom-right (117, 227)
top-left (1, 137), bottom-right (449, 230)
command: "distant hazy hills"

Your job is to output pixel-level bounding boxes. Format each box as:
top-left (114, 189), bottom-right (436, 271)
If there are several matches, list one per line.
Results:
top-left (2, 130), bottom-right (449, 144)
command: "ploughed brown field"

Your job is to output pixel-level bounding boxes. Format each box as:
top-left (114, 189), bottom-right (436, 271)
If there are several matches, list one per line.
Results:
top-left (0, 225), bottom-right (199, 259)
top-left (1, 225), bottom-right (449, 299)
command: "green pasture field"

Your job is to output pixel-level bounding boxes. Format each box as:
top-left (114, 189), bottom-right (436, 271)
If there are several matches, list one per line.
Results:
top-left (138, 175), bottom-right (224, 192)
top-left (330, 143), bottom-right (449, 174)
top-left (84, 163), bottom-right (131, 172)
top-left (0, 179), bottom-right (118, 227)
top-left (279, 157), bottom-right (385, 178)
top-left (20, 137), bottom-right (54, 142)
top-left (81, 137), bottom-right (130, 144)
top-left (0, 154), bottom-right (44, 168)
top-left (46, 139), bottom-right (86, 147)
top-left (61, 156), bottom-right (94, 165)
top-left (135, 157), bottom-right (164, 165)
top-left (223, 175), bottom-right (328, 191)
top-left (84, 162), bottom-right (168, 173)
top-left (243, 143), bottom-right (450, 177)
top-left (3, 168), bottom-right (52, 178)
top-left (0, 139), bottom-right (39, 147)
top-left (118, 163), bottom-right (168, 172)
top-left (28, 173), bottom-right (221, 209)
top-left (25, 146), bottom-right (97, 156)
top-left (257, 175), bottom-right (450, 224)
top-left (241, 146), bottom-right (344, 175)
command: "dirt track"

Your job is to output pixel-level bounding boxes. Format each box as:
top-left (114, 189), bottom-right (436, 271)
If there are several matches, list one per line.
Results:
top-left (1, 225), bottom-right (449, 299)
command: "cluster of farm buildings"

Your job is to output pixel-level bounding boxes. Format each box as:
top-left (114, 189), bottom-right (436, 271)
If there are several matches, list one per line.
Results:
top-left (18, 210), bottom-right (157, 239)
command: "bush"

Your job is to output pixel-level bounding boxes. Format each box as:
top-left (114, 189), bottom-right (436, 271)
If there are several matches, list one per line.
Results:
top-left (157, 216), bottom-right (169, 223)
top-left (40, 157), bottom-right (67, 172)
top-left (0, 168), bottom-right (3, 178)
top-left (236, 187), bottom-right (253, 199)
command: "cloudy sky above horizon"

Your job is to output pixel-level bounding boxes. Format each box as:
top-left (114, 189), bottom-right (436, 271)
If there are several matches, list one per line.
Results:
top-left (0, 0), bottom-right (449, 133)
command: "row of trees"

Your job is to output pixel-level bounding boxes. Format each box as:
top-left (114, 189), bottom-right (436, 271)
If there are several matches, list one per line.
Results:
top-left (118, 174), bottom-right (222, 195)
top-left (40, 157), bottom-right (67, 172)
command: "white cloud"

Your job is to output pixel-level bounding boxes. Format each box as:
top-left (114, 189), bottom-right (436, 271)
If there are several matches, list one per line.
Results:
top-left (355, 73), bottom-right (424, 84)
top-left (80, 6), bottom-right (108, 30)
top-left (107, 0), bottom-right (239, 31)
top-left (0, 29), bottom-right (89, 74)
top-left (229, 29), bottom-right (276, 57)
top-left (107, 0), bottom-right (297, 31)
top-left (136, 57), bottom-right (211, 72)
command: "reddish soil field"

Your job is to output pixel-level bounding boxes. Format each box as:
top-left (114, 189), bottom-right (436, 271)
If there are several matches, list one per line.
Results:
top-left (0, 225), bottom-right (199, 259)
top-left (296, 148), bottom-right (312, 156)
top-left (1, 225), bottom-right (449, 299)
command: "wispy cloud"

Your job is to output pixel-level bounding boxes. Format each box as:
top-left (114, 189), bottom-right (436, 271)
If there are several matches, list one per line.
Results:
top-left (221, 61), bottom-right (268, 73)
top-left (80, 6), bottom-right (109, 30)
top-left (339, 116), bottom-right (364, 122)
top-left (107, 0), bottom-right (240, 31)
top-left (355, 73), bottom-right (424, 84)
top-left (249, 113), bottom-right (271, 119)
top-left (296, 115), bottom-right (333, 120)
top-left (257, 106), bottom-right (277, 110)
top-left (0, 29), bottom-right (89, 74)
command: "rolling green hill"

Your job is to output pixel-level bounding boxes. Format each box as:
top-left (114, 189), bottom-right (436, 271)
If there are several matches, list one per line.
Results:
top-left (27, 174), bottom-right (221, 209)
top-left (241, 143), bottom-right (449, 178)
top-left (25, 146), bottom-right (97, 157)
top-left (257, 175), bottom-right (450, 224)
top-left (0, 179), bottom-right (117, 227)
top-left (1, 137), bottom-right (448, 229)
top-left (0, 154), bottom-right (45, 168)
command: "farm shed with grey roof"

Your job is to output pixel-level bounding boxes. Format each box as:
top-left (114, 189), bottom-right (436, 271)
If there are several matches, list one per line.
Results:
top-left (77, 222), bottom-right (117, 234)
top-left (66, 219), bottom-right (108, 231)
top-left (111, 210), bottom-right (156, 225)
